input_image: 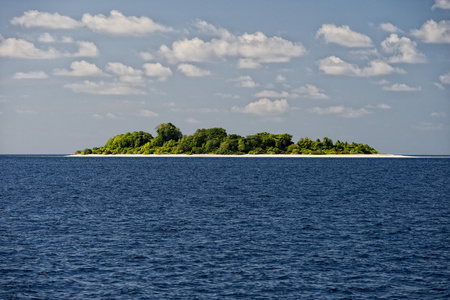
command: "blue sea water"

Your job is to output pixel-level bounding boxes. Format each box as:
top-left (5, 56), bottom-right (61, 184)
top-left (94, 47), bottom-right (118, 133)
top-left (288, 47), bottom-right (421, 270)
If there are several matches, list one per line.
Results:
top-left (0, 155), bottom-right (449, 299)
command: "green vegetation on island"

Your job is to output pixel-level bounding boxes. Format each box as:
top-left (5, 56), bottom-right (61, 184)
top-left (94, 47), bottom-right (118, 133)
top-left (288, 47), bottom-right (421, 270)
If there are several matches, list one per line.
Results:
top-left (75, 122), bottom-right (379, 155)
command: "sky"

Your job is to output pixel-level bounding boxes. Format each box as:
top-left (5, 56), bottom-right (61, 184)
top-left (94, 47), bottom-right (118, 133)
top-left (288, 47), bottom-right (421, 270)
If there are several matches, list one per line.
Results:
top-left (0, 0), bottom-right (449, 155)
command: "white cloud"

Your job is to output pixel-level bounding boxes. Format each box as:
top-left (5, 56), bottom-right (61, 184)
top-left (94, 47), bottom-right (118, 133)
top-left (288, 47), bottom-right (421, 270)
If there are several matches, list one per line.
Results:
top-left (232, 75), bottom-right (259, 88)
top-left (13, 71), bottom-right (48, 79)
top-left (54, 60), bottom-right (105, 77)
top-left (315, 24), bottom-right (373, 47)
top-left (292, 84), bottom-right (329, 99)
top-left (0, 37), bottom-right (98, 59)
top-left (253, 90), bottom-right (292, 98)
top-left (159, 23), bottom-right (306, 65)
top-left (238, 58), bottom-right (262, 69)
top-left (64, 80), bottom-right (146, 95)
top-left (81, 10), bottom-right (171, 36)
top-left (432, 0), bottom-right (450, 10)
top-left (379, 23), bottom-right (403, 33)
top-left (237, 32), bottom-right (306, 62)
top-left (439, 72), bottom-right (450, 84)
top-left (37, 33), bottom-right (55, 43)
top-left (143, 63), bottom-right (172, 80)
top-left (316, 56), bottom-right (404, 77)
top-left (0, 37), bottom-right (62, 59)
top-left (233, 98), bottom-right (289, 116)
top-left (10, 10), bottom-right (82, 29)
top-left (106, 62), bottom-right (144, 86)
top-left (177, 64), bottom-right (211, 77)
top-left (38, 33), bottom-right (74, 44)
top-left (138, 109), bottom-right (158, 117)
top-left (118, 75), bottom-right (146, 86)
top-left (106, 62), bottom-right (142, 76)
top-left (309, 105), bottom-right (371, 118)
top-left (411, 20), bottom-right (450, 43)
top-left (73, 41), bottom-right (99, 57)
top-left (192, 19), bottom-right (230, 37)
top-left (382, 83), bottom-right (422, 92)
top-left (139, 52), bottom-right (154, 61)
top-left (381, 34), bottom-right (426, 63)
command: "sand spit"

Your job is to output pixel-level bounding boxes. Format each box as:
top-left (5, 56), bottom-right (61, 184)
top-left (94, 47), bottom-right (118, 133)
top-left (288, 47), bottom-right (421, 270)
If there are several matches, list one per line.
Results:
top-left (68, 154), bottom-right (414, 158)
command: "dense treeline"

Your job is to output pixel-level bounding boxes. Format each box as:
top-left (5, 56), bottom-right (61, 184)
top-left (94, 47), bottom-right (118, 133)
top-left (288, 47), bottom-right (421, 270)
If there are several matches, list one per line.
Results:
top-left (75, 122), bottom-right (379, 155)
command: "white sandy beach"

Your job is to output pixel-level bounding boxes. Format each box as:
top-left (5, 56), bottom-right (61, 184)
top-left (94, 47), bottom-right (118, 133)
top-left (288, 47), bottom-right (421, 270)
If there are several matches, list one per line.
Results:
top-left (68, 154), bottom-right (414, 158)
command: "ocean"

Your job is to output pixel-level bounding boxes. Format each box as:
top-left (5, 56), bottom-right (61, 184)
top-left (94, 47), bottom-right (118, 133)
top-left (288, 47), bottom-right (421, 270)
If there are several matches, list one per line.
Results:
top-left (1, 155), bottom-right (449, 299)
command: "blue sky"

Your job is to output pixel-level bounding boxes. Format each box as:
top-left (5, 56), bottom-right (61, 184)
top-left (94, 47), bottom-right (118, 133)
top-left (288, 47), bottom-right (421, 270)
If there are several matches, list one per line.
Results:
top-left (1, 0), bottom-right (449, 154)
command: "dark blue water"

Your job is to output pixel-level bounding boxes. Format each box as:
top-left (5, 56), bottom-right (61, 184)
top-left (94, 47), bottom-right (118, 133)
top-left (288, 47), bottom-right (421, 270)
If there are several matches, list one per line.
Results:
top-left (1, 156), bottom-right (449, 299)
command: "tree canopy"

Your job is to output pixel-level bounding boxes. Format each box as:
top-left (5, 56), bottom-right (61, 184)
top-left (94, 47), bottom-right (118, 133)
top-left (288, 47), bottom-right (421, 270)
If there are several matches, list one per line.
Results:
top-left (76, 123), bottom-right (379, 155)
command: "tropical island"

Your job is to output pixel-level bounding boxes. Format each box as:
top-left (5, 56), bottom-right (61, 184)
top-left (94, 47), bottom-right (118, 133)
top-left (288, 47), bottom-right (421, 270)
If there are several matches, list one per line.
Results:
top-left (75, 122), bottom-right (379, 155)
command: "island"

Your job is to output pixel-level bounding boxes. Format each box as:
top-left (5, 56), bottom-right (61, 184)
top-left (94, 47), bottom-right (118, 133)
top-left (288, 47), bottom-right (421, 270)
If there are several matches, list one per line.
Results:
top-left (75, 122), bottom-right (379, 155)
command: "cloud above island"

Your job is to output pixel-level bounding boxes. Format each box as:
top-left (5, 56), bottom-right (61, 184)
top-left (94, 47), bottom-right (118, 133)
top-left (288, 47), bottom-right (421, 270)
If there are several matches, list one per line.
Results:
top-left (233, 98), bottom-right (289, 116)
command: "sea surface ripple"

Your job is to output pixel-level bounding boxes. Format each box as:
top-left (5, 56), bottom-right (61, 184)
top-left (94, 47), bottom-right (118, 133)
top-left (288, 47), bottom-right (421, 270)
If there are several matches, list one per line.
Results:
top-left (1, 156), bottom-right (449, 299)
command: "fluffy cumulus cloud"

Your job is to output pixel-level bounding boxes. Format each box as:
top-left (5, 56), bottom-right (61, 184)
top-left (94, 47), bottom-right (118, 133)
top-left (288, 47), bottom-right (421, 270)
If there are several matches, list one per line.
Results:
top-left (73, 41), bottom-right (99, 57)
top-left (309, 105), bottom-right (371, 118)
top-left (0, 37), bottom-right (62, 59)
top-left (233, 98), bottom-right (289, 116)
top-left (10, 10), bottom-right (82, 29)
top-left (177, 64), bottom-right (211, 77)
top-left (38, 33), bottom-right (74, 44)
top-left (379, 23), bottom-right (403, 33)
top-left (0, 36), bottom-right (99, 59)
top-left (316, 56), bottom-right (404, 77)
top-left (315, 24), bottom-right (373, 47)
top-left (13, 71), bottom-right (48, 79)
top-left (37, 33), bottom-right (56, 43)
top-left (381, 34), bottom-right (426, 63)
top-left (139, 52), bottom-right (154, 61)
top-left (106, 62), bottom-right (142, 76)
top-left (106, 62), bottom-right (144, 85)
top-left (411, 20), bottom-right (450, 43)
top-left (292, 84), bottom-right (329, 99)
top-left (54, 60), bottom-right (105, 76)
top-left (159, 23), bottom-right (306, 66)
top-left (11, 10), bottom-right (171, 36)
top-left (143, 63), bottom-right (172, 80)
top-left (64, 80), bottom-right (146, 95)
top-left (232, 75), bottom-right (259, 88)
top-left (81, 10), bottom-right (172, 36)
top-left (432, 0), bottom-right (450, 10)
top-left (382, 83), bottom-right (422, 92)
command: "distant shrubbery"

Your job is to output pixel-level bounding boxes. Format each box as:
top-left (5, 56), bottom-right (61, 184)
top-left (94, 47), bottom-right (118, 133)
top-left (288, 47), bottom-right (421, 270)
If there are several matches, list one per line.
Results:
top-left (75, 122), bottom-right (379, 155)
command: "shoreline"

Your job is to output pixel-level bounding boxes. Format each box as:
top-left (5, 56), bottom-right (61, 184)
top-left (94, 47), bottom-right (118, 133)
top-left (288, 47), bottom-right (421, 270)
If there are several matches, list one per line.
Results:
top-left (67, 153), bottom-right (415, 158)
